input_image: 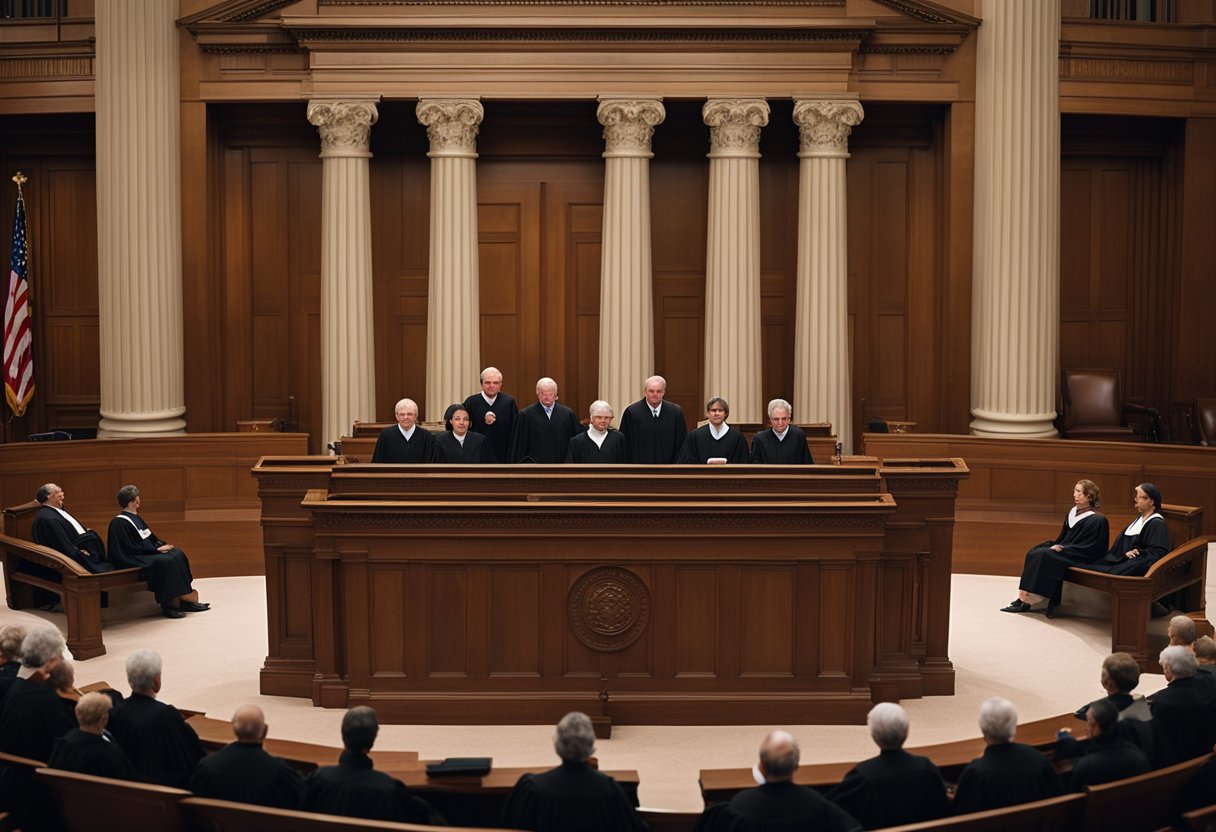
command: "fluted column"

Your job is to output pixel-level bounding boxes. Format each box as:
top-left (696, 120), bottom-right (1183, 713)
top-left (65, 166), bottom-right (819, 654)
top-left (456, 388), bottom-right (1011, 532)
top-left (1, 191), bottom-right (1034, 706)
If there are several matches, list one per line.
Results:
top-left (596, 98), bottom-right (665, 414)
top-left (95, 0), bottom-right (185, 435)
top-left (702, 99), bottom-right (769, 424)
top-left (307, 99), bottom-right (379, 451)
top-left (792, 99), bottom-right (864, 453)
top-left (970, 0), bottom-right (1060, 438)
top-left (418, 99), bottom-right (484, 421)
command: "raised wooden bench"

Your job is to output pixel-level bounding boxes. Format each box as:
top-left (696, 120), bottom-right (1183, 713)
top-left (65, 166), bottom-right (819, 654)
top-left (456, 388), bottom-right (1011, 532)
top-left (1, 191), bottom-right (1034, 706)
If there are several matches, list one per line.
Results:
top-left (1064, 503), bottom-right (1214, 672)
top-left (0, 500), bottom-right (145, 659)
top-left (180, 797), bottom-right (508, 831)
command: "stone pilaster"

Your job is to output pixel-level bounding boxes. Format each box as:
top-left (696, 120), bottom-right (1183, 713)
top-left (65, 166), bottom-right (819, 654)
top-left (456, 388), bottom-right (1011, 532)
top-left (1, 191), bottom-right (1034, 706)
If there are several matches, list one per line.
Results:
top-left (970, 0), bottom-right (1061, 438)
top-left (95, 0), bottom-right (185, 435)
top-left (307, 99), bottom-right (379, 451)
top-left (417, 99), bottom-right (484, 421)
top-left (792, 99), bottom-right (864, 452)
top-left (702, 98), bottom-right (769, 424)
top-left (596, 98), bottom-right (665, 415)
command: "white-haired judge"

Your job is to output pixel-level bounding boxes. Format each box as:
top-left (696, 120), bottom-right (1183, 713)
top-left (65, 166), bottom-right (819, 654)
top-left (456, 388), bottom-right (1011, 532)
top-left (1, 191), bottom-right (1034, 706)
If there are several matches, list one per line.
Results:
top-left (566, 401), bottom-right (628, 463)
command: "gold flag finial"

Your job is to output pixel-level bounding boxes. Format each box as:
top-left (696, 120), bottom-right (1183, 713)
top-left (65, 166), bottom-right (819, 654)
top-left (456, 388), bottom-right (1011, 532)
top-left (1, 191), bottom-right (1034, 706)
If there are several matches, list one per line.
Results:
top-left (12, 171), bottom-right (26, 192)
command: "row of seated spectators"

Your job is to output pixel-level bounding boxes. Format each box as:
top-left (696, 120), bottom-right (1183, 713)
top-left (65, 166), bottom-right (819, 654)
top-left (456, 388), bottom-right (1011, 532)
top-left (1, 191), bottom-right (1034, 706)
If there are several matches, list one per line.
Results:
top-left (1, 621), bottom-right (1215, 831)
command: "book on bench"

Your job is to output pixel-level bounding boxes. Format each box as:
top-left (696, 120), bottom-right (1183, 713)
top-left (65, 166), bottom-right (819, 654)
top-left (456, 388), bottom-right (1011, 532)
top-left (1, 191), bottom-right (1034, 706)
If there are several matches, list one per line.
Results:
top-left (426, 757), bottom-right (492, 777)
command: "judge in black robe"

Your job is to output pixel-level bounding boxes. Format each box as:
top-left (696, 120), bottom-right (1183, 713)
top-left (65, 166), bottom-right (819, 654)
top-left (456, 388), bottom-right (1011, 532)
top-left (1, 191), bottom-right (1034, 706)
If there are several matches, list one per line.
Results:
top-left (106, 486), bottom-right (205, 616)
top-left (188, 705), bottom-right (304, 809)
top-left (951, 698), bottom-right (1059, 816)
top-left (1065, 700), bottom-right (1150, 791)
top-left (507, 378), bottom-right (580, 464)
top-left (371, 398), bottom-right (436, 463)
top-left (678, 397), bottom-right (749, 465)
top-left (749, 399), bottom-right (814, 465)
top-left (432, 403), bottom-right (497, 464)
top-left (501, 712), bottom-right (645, 832)
top-left (565, 401), bottom-right (628, 463)
top-left (1091, 482), bottom-right (1171, 577)
top-left (48, 691), bottom-right (134, 781)
top-left (107, 678), bottom-right (206, 789)
top-left (464, 367), bottom-right (517, 464)
top-left (1002, 479), bottom-right (1109, 613)
top-left (1150, 647), bottom-right (1216, 765)
top-left (617, 377), bottom-right (688, 464)
top-left (29, 483), bottom-right (111, 574)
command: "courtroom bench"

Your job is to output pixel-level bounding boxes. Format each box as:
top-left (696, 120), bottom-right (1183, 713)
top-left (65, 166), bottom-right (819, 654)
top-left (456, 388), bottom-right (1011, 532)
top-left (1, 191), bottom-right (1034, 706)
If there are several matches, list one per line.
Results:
top-left (0, 500), bottom-right (145, 659)
top-left (1063, 503), bottom-right (1213, 672)
top-left (180, 797), bottom-right (508, 832)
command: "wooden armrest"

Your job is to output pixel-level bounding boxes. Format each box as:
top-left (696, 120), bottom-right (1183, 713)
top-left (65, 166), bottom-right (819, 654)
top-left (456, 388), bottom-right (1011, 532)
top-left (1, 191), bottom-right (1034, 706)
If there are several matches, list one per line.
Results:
top-left (0, 534), bottom-right (92, 577)
top-left (1143, 536), bottom-right (1212, 580)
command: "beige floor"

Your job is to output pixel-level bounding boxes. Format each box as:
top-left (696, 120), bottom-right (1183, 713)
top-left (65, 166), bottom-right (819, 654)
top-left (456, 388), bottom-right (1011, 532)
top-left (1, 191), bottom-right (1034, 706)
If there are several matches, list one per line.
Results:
top-left (2, 555), bottom-right (1212, 812)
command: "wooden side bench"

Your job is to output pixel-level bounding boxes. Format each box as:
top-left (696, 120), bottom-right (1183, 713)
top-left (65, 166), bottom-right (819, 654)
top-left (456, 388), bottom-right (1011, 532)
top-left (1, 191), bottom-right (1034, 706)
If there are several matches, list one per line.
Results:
top-left (1065, 504), bottom-right (1214, 672)
top-left (1, 500), bottom-right (144, 659)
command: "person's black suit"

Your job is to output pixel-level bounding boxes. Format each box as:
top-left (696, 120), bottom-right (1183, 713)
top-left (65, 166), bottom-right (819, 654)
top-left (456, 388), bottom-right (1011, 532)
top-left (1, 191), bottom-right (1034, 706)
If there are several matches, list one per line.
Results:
top-left (829, 749), bottom-right (948, 829)
top-left (48, 728), bottom-right (135, 781)
top-left (1067, 735), bottom-right (1150, 791)
top-left (749, 426), bottom-right (814, 465)
top-left (31, 506), bottom-right (111, 573)
top-left (951, 742), bottom-right (1059, 815)
top-left (618, 399), bottom-right (687, 464)
top-left (303, 750), bottom-right (437, 824)
top-left (188, 741), bottom-right (305, 809)
top-left (1150, 675), bottom-right (1215, 763)
top-left (0, 676), bottom-right (76, 762)
top-left (507, 401), bottom-right (580, 463)
top-left (371, 425), bottom-right (436, 464)
top-left (501, 761), bottom-right (646, 832)
top-left (106, 693), bottom-right (205, 788)
top-left (566, 430), bottom-right (629, 463)
top-left (696, 780), bottom-right (861, 832)
top-left (432, 430), bottom-right (497, 463)
top-left (463, 392), bottom-right (518, 464)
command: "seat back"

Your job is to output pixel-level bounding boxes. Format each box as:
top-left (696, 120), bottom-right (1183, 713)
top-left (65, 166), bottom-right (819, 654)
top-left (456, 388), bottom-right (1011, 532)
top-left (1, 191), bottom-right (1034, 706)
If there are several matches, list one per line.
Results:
top-left (36, 767), bottom-right (191, 832)
top-left (1196, 398), bottom-right (1216, 445)
top-left (1062, 368), bottom-right (1123, 429)
top-left (814, 792), bottom-right (1086, 832)
top-left (179, 796), bottom-right (506, 831)
top-left (637, 806), bottom-right (702, 832)
top-left (1181, 801), bottom-right (1216, 832)
top-left (2, 501), bottom-right (41, 540)
top-left (1082, 753), bottom-right (1211, 832)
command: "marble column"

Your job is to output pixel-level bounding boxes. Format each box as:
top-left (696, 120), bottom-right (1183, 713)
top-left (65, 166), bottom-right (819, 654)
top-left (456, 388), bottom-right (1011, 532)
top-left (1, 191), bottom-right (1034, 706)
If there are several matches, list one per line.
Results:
top-left (307, 99), bottom-right (379, 451)
top-left (596, 98), bottom-right (665, 416)
top-left (417, 99), bottom-right (484, 421)
top-left (792, 99), bottom-right (864, 453)
top-left (970, 0), bottom-right (1061, 438)
top-left (702, 99), bottom-right (769, 424)
top-left (95, 0), bottom-right (185, 435)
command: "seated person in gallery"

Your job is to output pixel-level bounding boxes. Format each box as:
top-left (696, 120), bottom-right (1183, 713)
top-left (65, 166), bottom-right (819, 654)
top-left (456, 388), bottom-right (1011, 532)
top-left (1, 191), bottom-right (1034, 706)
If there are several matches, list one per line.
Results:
top-left (566, 400), bottom-right (629, 463)
top-left (696, 730), bottom-right (861, 832)
top-left (500, 711), bottom-right (646, 832)
top-left (106, 485), bottom-right (209, 620)
top-left (508, 377), bottom-right (581, 463)
top-left (1060, 698), bottom-right (1150, 791)
top-left (677, 397), bottom-right (749, 465)
top-left (1089, 482), bottom-right (1171, 576)
top-left (464, 365), bottom-right (517, 464)
top-left (618, 375), bottom-right (688, 464)
top-left (48, 691), bottom-right (135, 781)
top-left (433, 403), bottom-right (497, 463)
top-left (0, 627), bottom-right (75, 763)
top-left (1148, 646), bottom-right (1215, 765)
top-left (371, 397), bottom-right (435, 464)
top-left (828, 703), bottom-right (948, 829)
top-left (188, 704), bottom-right (304, 810)
top-left (0, 624), bottom-right (27, 701)
top-left (951, 697), bottom-right (1059, 816)
top-left (31, 482), bottom-right (112, 573)
top-left (1001, 479), bottom-right (1109, 614)
top-left (1060, 652), bottom-right (1161, 767)
top-left (749, 398), bottom-right (814, 465)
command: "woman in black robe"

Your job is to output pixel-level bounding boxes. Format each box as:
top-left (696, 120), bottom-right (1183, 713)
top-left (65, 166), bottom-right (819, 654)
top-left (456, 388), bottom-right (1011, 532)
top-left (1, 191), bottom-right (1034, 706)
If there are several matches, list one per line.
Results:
top-left (1002, 479), bottom-right (1109, 615)
top-left (678, 397), bottom-right (749, 465)
top-left (1091, 482), bottom-right (1171, 576)
top-left (432, 404), bottom-right (497, 463)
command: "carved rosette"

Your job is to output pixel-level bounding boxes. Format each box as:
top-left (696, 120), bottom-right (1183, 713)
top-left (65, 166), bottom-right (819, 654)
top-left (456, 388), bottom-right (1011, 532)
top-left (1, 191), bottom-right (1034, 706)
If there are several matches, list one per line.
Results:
top-left (567, 566), bottom-right (651, 652)
top-left (793, 99), bottom-right (865, 158)
top-left (307, 100), bottom-right (378, 158)
top-left (702, 98), bottom-right (770, 159)
top-left (597, 98), bottom-right (666, 159)
top-left (416, 99), bottom-right (484, 158)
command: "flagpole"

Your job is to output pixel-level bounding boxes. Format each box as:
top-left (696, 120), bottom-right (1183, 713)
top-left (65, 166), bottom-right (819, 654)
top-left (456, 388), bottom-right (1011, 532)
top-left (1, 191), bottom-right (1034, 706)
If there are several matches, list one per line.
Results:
top-left (4, 170), bottom-right (32, 432)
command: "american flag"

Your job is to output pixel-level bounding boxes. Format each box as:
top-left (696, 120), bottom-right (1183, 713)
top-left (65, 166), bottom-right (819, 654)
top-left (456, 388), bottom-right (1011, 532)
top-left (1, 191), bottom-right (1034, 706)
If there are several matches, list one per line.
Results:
top-left (3, 177), bottom-right (33, 418)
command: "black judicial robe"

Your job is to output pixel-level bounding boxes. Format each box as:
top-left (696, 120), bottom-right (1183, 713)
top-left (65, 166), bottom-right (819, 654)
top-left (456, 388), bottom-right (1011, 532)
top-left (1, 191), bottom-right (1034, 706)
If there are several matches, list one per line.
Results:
top-left (464, 391), bottom-right (518, 464)
top-left (0, 661), bottom-right (19, 704)
top-left (188, 741), bottom-right (305, 809)
top-left (1149, 676), bottom-right (1215, 764)
top-left (749, 426), bottom-right (814, 465)
top-left (1092, 514), bottom-right (1171, 576)
top-left (951, 742), bottom-right (1059, 816)
top-left (433, 430), bottom-right (497, 464)
top-left (303, 750), bottom-right (436, 824)
top-left (371, 425), bottom-right (436, 464)
top-left (507, 402), bottom-right (580, 464)
top-left (1017, 509), bottom-right (1110, 601)
top-left (106, 512), bottom-right (195, 605)
top-left (696, 781), bottom-right (861, 832)
top-left (829, 749), bottom-right (949, 830)
top-left (618, 399), bottom-right (688, 464)
top-left (30, 506), bottom-right (111, 574)
top-left (677, 424), bottom-right (749, 465)
top-left (565, 430), bottom-right (629, 464)
top-left (500, 761), bottom-right (646, 832)
top-left (107, 693), bottom-right (205, 788)
top-left (48, 729), bottom-right (135, 781)
top-left (0, 676), bottom-right (76, 762)
top-left (1067, 735), bottom-right (1150, 791)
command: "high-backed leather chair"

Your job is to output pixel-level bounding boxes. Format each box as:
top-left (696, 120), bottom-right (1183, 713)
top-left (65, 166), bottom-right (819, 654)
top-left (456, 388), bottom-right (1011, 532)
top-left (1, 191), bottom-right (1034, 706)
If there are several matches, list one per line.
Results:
top-left (1059, 367), bottom-right (1160, 442)
top-left (1195, 397), bottom-right (1216, 445)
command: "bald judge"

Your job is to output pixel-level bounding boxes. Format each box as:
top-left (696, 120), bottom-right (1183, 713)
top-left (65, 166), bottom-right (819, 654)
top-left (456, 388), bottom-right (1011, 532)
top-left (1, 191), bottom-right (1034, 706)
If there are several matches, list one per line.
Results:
top-left (508, 378), bottom-right (580, 464)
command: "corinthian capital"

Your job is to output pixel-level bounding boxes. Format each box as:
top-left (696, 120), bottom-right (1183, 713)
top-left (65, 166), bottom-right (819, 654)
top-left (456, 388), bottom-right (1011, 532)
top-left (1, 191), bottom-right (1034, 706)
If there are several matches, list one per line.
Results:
top-left (416, 99), bottom-right (484, 158)
top-left (597, 98), bottom-right (666, 159)
top-left (307, 100), bottom-right (379, 158)
top-left (702, 99), bottom-right (770, 159)
top-left (793, 100), bottom-right (865, 158)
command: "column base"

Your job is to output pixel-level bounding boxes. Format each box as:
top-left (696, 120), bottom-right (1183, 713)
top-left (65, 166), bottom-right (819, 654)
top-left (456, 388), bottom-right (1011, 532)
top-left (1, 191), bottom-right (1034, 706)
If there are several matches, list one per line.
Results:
top-left (969, 408), bottom-right (1057, 439)
top-left (98, 410), bottom-right (187, 437)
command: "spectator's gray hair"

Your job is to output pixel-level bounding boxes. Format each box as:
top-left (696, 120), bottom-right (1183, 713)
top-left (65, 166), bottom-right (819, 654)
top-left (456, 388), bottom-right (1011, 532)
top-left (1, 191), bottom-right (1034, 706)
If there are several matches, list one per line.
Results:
top-left (1169, 615), bottom-right (1197, 646)
top-left (117, 484), bottom-right (140, 508)
top-left (553, 711), bottom-right (596, 763)
top-left (978, 697), bottom-right (1018, 743)
top-left (341, 706), bottom-right (379, 752)
top-left (759, 730), bottom-right (800, 780)
top-left (0, 625), bottom-right (27, 663)
top-left (75, 692), bottom-right (113, 730)
top-left (1101, 652), bottom-right (1141, 694)
top-left (1160, 645), bottom-right (1197, 678)
top-left (588, 400), bottom-right (614, 418)
top-left (20, 627), bottom-right (65, 668)
top-left (767, 399), bottom-right (792, 420)
top-left (867, 702), bottom-right (909, 751)
top-left (126, 649), bottom-right (163, 693)
top-left (1195, 635), bottom-right (1216, 663)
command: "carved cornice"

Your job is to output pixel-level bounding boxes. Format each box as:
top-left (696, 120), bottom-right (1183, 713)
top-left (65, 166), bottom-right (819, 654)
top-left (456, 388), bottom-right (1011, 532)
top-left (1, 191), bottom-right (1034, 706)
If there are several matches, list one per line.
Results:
top-left (597, 98), bottom-right (666, 158)
top-left (793, 99), bottom-right (864, 158)
top-left (288, 27), bottom-right (871, 45)
top-left (306, 100), bottom-right (379, 157)
top-left (322, 0), bottom-right (844, 4)
top-left (416, 98), bottom-right (484, 157)
top-left (703, 98), bottom-right (770, 159)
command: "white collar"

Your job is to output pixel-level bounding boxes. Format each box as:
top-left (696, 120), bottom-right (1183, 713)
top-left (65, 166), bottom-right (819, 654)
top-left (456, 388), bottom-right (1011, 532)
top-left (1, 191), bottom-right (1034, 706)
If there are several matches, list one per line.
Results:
top-left (772, 427), bottom-right (788, 442)
top-left (453, 432), bottom-right (467, 446)
top-left (709, 422), bottom-right (729, 440)
top-left (481, 392), bottom-right (497, 405)
top-left (1125, 513), bottom-right (1162, 536)
top-left (397, 424), bottom-right (416, 441)
top-left (51, 505), bottom-right (85, 536)
top-left (649, 402), bottom-right (662, 416)
top-left (1067, 507), bottom-right (1095, 528)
